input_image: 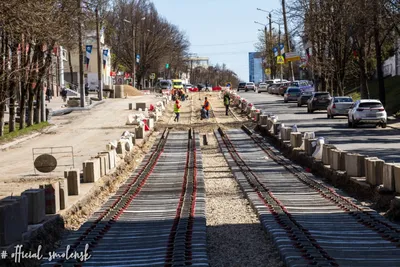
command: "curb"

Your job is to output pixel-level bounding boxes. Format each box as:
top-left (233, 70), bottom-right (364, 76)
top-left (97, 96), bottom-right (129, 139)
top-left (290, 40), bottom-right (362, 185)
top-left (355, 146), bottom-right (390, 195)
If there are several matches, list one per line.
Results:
top-left (0, 125), bottom-right (58, 151)
top-left (51, 100), bottom-right (105, 116)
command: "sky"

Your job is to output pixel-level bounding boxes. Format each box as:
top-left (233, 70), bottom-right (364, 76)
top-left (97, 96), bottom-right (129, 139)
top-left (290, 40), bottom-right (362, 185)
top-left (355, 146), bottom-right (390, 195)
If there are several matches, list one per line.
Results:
top-left (151, 0), bottom-right (282, 81)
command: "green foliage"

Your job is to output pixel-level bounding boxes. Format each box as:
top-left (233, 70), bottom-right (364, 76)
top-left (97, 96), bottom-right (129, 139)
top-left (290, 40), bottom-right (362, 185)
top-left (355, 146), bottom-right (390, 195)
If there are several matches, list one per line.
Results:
top-left (0, 122), bottom-right (49, 143)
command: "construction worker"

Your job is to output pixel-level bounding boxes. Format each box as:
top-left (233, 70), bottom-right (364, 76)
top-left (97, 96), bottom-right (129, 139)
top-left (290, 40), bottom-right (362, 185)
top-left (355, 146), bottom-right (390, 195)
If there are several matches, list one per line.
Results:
top-left (223, 91), bottom-right (230, 116)
top-left (174, 99), bottom-right (181, 122)
top-left (204, 97), bottom-right (210, 119)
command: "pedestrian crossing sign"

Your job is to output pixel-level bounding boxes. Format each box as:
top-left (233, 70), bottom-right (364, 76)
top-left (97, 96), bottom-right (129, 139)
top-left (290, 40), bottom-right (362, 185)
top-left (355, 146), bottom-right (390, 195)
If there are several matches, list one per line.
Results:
top-left (277, 56), bottom-right (285, 64)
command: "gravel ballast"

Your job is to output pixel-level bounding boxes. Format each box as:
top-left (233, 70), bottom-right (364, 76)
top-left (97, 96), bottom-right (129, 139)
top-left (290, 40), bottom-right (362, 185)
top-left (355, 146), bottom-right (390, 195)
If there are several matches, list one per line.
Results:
top-left (202, 132), bottom-right (284, 267)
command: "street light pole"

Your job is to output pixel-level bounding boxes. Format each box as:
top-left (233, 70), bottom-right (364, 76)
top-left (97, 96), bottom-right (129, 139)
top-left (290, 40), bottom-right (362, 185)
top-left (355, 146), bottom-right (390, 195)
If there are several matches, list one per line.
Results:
top-left (269, 13), bottom-right (274, 79)
top-left (282, 0), bottom-right (295, 81)
top-left (278, 24), bottom-right (283, 82)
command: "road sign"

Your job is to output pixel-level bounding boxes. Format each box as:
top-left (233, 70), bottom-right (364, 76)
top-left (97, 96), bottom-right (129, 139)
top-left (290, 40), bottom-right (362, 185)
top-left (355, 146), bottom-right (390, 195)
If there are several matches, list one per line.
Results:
top-left (150, 73), bottom-right (156, 79)
top-left (285, 52), bottom-right (301, 62)
top-left (277, 56), bottom-right (285, 64)
top-left (226, 82), bottom-right (231, 88)
top-left (265, 68), bottom-right (271, 75)
top-left (136, 54), bottom-right (140, 63)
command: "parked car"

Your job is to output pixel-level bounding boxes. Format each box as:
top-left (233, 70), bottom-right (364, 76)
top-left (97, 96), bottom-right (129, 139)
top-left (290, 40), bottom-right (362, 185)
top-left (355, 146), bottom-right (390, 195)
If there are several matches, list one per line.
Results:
top-left (184, 84), bottom-right (194, 91)
top-left (348, 99), bottom-right (387, 128)
top-left (284, 87), bottom-right (302, 103)
top-left (257, 83), bottom-right (268, 93)
top-left (297, 92), bottom-right (313, 107)
top-left (327, 96), bottom-right (353, 118)
top-left (278, 82), bottom-right (292, 96)
top-left (307, 92), bottom-right (331, 113)
top-left (238, 82), bottom-right (246, 91)
top-left (244, 82), bottom-right (256, 92)
top-left (212, 85), bottom-right (222, 91)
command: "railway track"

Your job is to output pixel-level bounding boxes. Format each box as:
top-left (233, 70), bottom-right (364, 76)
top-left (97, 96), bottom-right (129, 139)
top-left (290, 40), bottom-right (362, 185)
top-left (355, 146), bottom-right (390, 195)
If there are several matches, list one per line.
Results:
top-left (42, 129), bottom-right (208, 266)
top-left (216, 127), bottom-right (400, 267)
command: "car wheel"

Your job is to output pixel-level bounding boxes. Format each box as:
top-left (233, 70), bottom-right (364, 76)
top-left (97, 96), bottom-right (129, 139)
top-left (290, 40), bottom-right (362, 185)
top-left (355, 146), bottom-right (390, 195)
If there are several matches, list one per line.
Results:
top-left (327, 113), bottom-right (330, 119)
top-left (297, 103), bottom-right (301, 107)
top-left (310, 109), bottom-right (314, 113)
top-left (307, 107), bottom-right (310, 113)
top-left (382, 122), bottom-right (387, 128)
top-left (348, 118), bottom-right (352, 128)
top-left (331, 115), bottom-right (334, 119)
top-left (284, 100), bottom-right (288, 103)
top-left (258, 91), bottom-right (261, 94)
top-left (352, 117), bottom-right (357, 128)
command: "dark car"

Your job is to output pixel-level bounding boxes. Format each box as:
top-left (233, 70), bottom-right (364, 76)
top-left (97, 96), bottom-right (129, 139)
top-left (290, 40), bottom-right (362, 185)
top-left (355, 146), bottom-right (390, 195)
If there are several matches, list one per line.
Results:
top-left (307, 92), bottom-right (332, 113)
top-left (278, 82), bottom-right (292, 96)
top-left (237, 82), bottom-right (246, 91)
top-left (297, 92), bottom-right (313, 107)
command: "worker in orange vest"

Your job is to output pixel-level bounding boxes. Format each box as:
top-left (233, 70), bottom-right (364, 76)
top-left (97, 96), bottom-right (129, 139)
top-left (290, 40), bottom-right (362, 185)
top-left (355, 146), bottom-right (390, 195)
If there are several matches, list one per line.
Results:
top-left (203, 97), bottom-right (210, 119)
top-left (174, 99), bottom-right (181, 122)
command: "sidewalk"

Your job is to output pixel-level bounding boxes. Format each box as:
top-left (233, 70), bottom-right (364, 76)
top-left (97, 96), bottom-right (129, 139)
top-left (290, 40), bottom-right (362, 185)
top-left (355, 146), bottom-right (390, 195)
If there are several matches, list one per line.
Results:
top-left (0, 94), bottom-right (161, 186)
top-left (388, 116), bottom-right (400, 130)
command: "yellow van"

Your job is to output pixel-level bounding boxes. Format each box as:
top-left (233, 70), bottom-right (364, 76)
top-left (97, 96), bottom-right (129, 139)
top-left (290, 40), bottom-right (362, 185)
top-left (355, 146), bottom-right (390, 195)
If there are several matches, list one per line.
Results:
top-left (172, 79), bottom-right (183, 90)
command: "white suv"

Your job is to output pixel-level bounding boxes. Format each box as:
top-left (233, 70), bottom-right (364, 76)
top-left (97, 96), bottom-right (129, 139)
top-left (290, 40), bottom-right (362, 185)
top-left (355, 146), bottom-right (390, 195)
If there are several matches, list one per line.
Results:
top-left (348, 99), bottom-right (387, 128)
top-left (245, 82), bottom-right (256, 92)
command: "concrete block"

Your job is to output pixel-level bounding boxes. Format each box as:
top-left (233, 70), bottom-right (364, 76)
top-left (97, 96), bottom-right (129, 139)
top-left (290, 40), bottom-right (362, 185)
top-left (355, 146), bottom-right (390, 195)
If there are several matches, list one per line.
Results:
top-left (254, 112), bottom-right (261, 122)
top-left (22, 189), bottom-right (45, 224)
top-left (394, 165), bottom-right (400, 194)
top-left (259, 115), bottom-right (268, 126)
top-left (322, 144), bottom-right (336, 165)
top-left (136, 102), bottom-right (146, 110)
top-left (64, 169), bottom-right (80, 195)
top-left (83, 158), bottom-right (101, 183)
top-left (1, 195), bottom-right (28, 236)
top-left (135, 126), bottom-right (145, 139)
top-left (375, 159), bottom-right (385, 185)
top-left (96, 154), bottom-right (107, 176)
top-left (147, 118), bottom-right (154, 129)
top-left (365, 158), bottom-right (378, 185)
top-left (107, 149), bottom-right (117, 169)
top-left (330, 150), bottom-right (346, 171)
top-left (273, 123), bottom-right (281, 135)
top-left (0, 201), bottom-right (22, 245)
top-left (114, 85), bottom-right (124, 98)
top-left (39, 182), bottom-right (60, 214)
top-left (383, 163), bottom-right (395, 191)
top-left (58, 179), bottom-right (68, 210)
top-left (99, 153), bottom-right (110, 175)
top-left (281, 127), bottom-right (292, 141)
top-left (129, 103), bottom-right (133, 110)
top-left (305, 138), bottom-right (317, 156)
top-left (345, 153), bottom-right (365, 177)
top-left (290, 132), bottom-right (303, 148)
top-left (116, 140), bottom-right (127, 156)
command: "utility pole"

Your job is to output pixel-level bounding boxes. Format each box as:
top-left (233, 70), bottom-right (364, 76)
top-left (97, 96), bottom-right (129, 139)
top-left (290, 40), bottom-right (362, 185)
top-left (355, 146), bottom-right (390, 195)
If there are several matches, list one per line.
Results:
top-left (282, 0), bottom-right (295, 81)
top-left (95, 7), bottom-right (103, 100)
top-left (78, 0), bottom-right (84, 107)
top-left (278, 24), bottom-right (283, 82)
top-left (269, 13), bottom-right (274, 79)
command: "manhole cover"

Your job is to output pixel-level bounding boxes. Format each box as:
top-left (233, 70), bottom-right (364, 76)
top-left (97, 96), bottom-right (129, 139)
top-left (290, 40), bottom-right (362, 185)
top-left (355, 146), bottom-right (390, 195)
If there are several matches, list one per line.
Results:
top-left (34, 154), bottom-right (57, 173)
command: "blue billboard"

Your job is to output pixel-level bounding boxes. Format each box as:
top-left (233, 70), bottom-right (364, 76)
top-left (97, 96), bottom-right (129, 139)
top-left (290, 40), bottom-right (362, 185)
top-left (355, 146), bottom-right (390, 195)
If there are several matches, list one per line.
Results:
top-left (249, 52), bottom-right (264, 83)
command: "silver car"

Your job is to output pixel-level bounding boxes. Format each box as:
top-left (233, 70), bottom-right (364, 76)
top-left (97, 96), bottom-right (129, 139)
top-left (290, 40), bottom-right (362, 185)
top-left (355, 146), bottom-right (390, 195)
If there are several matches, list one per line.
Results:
top-left (257, 83), bottom-right (268, 93)
top-left (284, 87), bottom-right (302, 102)
top-left (327, 96), bottom-right (353, 118)
top-left (245, 82), bottom-right (256, 92)
top-left (348, 99), bottom-right (387, 128)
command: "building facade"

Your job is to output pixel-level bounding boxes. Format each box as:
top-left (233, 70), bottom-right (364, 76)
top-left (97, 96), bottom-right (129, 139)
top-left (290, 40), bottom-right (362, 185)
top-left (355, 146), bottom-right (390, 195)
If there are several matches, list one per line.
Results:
top-left (249, 52), bottom-right (264, 83)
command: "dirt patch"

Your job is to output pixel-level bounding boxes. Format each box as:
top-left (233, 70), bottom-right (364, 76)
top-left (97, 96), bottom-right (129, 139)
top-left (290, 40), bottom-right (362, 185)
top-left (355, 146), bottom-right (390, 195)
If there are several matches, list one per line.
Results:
top-left (123, 85), bottom-right (144, 96)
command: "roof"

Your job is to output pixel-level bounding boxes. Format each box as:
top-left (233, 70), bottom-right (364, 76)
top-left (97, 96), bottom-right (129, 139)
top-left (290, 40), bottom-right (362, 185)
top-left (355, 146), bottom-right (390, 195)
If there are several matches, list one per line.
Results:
top-left (359, 99), bottom-right (382, 103)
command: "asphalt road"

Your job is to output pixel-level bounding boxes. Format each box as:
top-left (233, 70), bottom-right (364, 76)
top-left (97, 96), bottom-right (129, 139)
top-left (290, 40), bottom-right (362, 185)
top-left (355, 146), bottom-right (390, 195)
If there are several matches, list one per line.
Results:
top-left (237, 90), bottom-right (400, 163)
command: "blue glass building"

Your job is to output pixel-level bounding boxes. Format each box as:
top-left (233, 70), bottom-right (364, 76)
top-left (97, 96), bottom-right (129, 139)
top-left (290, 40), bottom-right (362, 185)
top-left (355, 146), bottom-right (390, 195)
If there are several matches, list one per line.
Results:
top-left (249, 52), bottom-right (264, 83)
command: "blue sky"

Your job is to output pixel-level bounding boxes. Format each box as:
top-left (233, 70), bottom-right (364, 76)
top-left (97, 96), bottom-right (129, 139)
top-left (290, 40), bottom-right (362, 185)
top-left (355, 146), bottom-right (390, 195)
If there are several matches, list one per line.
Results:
top-left (151, 0), bottom-right (281, 81)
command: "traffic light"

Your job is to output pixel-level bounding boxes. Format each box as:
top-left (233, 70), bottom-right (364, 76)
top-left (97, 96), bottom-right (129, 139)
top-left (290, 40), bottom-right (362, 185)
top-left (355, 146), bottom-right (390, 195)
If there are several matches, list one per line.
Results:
top-left (165, 63), bottom-right (169, 69)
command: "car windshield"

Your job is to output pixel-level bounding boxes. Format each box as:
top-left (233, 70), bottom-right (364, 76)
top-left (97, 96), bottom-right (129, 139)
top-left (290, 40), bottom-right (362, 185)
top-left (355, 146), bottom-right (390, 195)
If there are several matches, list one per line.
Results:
top-left (173, 82), bottom-right (182, 86)
top-left (239, 83), bottom-right (246, 86)
top-left (359, 102), bottom-right (383, 108)
top-left (160, 82), bottom-right (169, 86)
top-left (334, 98), bottom-right (352, 103)
top-left (246, 83), bottom-right (254, 86)
top-left (315, 93), bottom-right (330, 98)
top-left (291, 82), bottom-right (299, 87)
top-left (289, 88), bottom-right (301, 92)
